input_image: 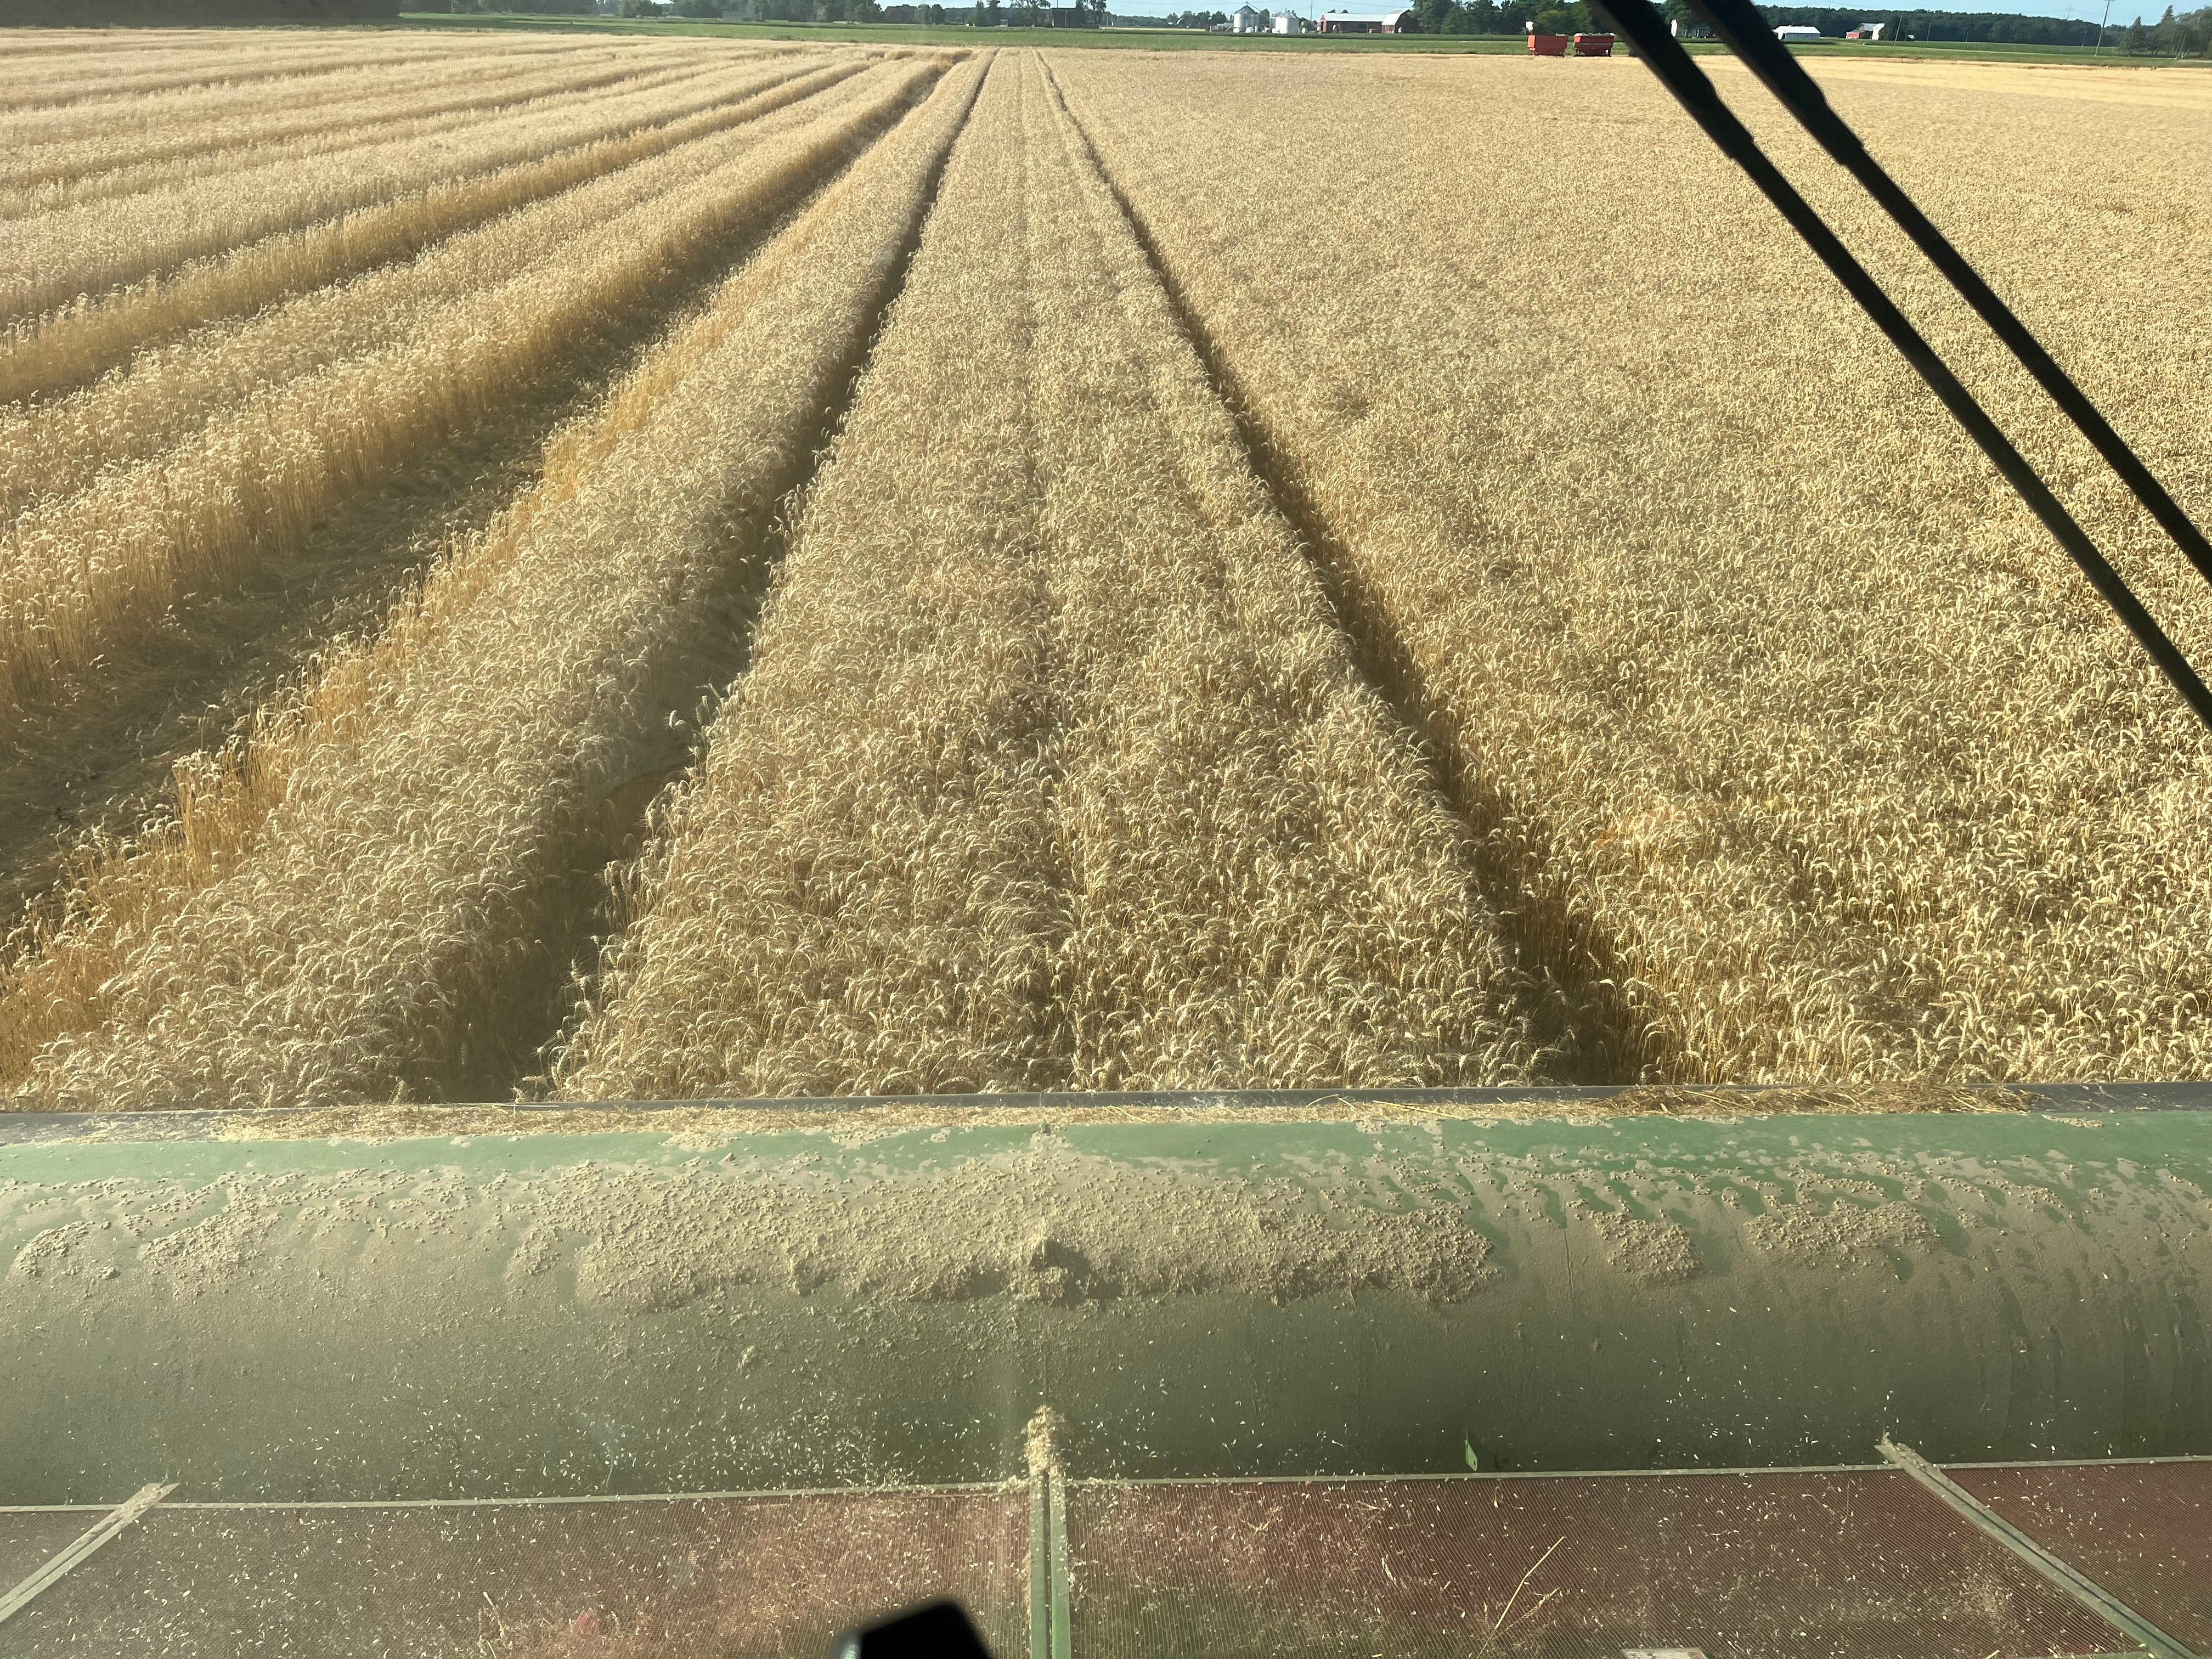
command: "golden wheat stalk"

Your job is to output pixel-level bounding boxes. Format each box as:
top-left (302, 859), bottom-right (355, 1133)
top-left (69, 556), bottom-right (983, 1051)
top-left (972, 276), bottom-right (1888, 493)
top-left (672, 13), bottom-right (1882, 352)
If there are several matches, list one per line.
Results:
top-left (0, 55), bottom-right (856, 405)
top-left (0, 63), bottom-right (920, 731)
top-left (0, 33), bottom-right (581, 151)
top-left (0, 49), bottom-right (845, 335)
top-left (1048, 49), bottom-right (2212, 1082)
top-left (9, 58), bottom-right (982, 1109)
top-left (0, 52), bottom-right (721, 219)
top-left (555, 52), bottom-right (1541, 1101)
top-left (0, 60), bottom-right (867, 523)
top-left (0, 33), bottom-right (502, 113)
top-left (7, 60), bottom-right (871, 412)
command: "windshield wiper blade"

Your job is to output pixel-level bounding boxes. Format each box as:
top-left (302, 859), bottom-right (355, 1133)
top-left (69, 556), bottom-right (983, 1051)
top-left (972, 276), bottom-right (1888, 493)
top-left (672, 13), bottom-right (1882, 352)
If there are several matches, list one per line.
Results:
top-left (1684, 0), bottom-right (2212, 595)
top-left (1590, 0), bottom-right (2212, 733)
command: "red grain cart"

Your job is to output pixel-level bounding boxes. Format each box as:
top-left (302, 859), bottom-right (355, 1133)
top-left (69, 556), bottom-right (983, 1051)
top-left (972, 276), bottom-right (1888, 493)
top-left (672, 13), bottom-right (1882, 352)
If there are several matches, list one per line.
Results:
top-left (1572, 29), bottom-right (1614, 52)
top-left (1526, 30), bottom-right (1570, 52)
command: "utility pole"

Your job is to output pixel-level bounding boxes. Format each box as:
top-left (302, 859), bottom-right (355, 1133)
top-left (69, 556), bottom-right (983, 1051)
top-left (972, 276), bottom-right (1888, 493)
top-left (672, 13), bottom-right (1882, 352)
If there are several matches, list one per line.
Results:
top-left (2096, 0), bottom-right (2110, 53)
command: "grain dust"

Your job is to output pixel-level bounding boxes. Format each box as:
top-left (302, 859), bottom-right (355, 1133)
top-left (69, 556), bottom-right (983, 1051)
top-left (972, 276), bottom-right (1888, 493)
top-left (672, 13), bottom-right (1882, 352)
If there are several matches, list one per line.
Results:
top-left (1742, 1200), bottom-right (1939, 1267)
top-left (1588, 1209), bottom-right (1702, 1286)
top-left (556, 1132), bottom-right (1496, 1312)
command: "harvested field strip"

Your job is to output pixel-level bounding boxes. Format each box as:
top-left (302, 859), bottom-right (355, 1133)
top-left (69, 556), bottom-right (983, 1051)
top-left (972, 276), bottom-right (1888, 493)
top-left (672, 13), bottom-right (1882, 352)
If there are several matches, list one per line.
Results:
top-left (5, 58), bottom-right (983, 1107)
top-left (0, 43), bottom-right (653, 173)
top-left (0, 63), bottom-right (871, 522)
top-left (0, 60), bottom-right (919, 728)
top-left (0, 54), bottom-right (859, 406)
top-left (0, 37), bottom-right (489, 111)
top-left (0, 66), bottom-right (907, 900)
top-left (0, 46), bottom-right (376, 103)
top-left (1047, 53), bottom-right (2212, 1082)
top-left (0, 36), bottom-right (581, 149)
top-left (552, 52), bottom-right (1545, 1101)
top-left (0, 31), bottom-right (231, 59)
top-left (0, 54), bottom-right (724, 218)
top-left (0, 46), bottom-right (455, 116)
top-left (0, 63), bottom-right (887, 921)
top-left (555, 53), bottom-right (1062, 1101)
top-left (0, 49), bottom-right (840, 333)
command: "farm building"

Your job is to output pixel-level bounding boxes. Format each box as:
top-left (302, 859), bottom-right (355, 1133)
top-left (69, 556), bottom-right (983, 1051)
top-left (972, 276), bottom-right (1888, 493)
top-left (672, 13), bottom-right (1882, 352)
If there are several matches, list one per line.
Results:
top-left (1229, 4), bottom-right (1266, 28)
top-left (1316, 6), bottom-right (1412, 28)
top-left (1273, 8), bottom-right (1307, 29)
top-left (1774, 22), bottom-right (1822, 38)
top-left (1843, 20), bottom-right (1887, 37)
top-left (1668, 14), bottom-right (1712, 35)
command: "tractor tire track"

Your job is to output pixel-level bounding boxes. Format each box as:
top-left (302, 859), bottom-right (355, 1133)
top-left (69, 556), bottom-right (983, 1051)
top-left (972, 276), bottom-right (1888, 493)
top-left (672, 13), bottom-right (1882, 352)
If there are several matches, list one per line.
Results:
top-left (1043, 58), bottom-right (1668, 1084)
top-left (515, 58), bottom-right (994, 1101)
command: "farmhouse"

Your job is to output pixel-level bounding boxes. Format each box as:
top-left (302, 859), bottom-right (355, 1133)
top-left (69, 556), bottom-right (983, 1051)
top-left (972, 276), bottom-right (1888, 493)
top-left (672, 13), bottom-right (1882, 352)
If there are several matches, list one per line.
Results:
top-left (1316, 6), bottom-right (1412, 28)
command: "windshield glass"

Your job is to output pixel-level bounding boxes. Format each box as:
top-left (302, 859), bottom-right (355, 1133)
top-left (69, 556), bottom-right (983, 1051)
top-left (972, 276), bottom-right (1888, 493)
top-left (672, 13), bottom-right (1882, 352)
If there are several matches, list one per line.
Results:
top-left (1, 13), bottom-right (2208, 1658)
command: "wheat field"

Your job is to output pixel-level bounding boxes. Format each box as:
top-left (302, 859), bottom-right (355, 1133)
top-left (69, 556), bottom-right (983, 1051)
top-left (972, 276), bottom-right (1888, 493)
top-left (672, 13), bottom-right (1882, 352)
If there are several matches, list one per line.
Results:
top-left (1, 31), bottom-right (2206, 1107)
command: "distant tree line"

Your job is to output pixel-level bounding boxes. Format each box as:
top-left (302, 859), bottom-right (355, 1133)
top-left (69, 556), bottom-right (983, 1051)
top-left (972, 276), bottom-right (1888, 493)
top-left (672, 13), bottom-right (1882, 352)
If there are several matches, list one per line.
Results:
top-left (597, 0), bottom-right (2207, 43)
top-left (2118, 2), bottom-right (2210, 50)
top-left (1383, 0), bottom-right (2208, 42)
top-left (696, 0), bottom-right (937, 17)
top-left (1149, 0), bottom-right (1611, 27)
top-left (627, 0), bottom-right (1075, 17)
top-left (962, 0), bottom-right (1107, 19)
top-left (1753, 4), bottom-right (2092, 40)
top-left (1750, 1), bottom-right (2202, 44)
top-left (612, 0), bottom-right (1065, 17)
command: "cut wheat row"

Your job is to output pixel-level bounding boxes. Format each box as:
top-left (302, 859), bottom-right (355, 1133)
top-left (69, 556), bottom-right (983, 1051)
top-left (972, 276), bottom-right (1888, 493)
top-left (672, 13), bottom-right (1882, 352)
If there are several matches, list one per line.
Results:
top-left (0, 29), bottom-right (261, 63)
top-left (558, 52), bottom-right (1060, 1099)
top-left (0, 37), bottom-right (483, 115)
top-left (0, 54), bottom-right (860, 407)
top-left (0, 60), bottom-right (921, 734)
top-left (0, 37), bottom-right (650, 172)
top-left (5, 57), bottom-right (985, 1109)
top-left (0, 33), bottom-right (503, 112)
top-left (0, 61), bottom-right (873, 524)
top-left (0, 38), bottom-right (399, 101)
top-left (1049, 52), bottom-right (2212, 1082)
top-left (1024, 57), bottom-right (1548, 1090)
top-left (0, 47), bottom-right (840, 333)
top-left (554, 52), bottom-right (1544, 1101)
top-left (0, 50), bottom-right (724, 219)
top-left (0, 32), bottom-right (585, 151)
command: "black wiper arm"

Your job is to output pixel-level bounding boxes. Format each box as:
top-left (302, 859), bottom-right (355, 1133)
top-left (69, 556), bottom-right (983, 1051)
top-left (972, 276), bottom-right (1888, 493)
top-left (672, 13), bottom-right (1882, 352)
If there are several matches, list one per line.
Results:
top-left (1590, 0), bottom-right (2212, 733)
top-left (1684, 0), bottom-right (2212, 595)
